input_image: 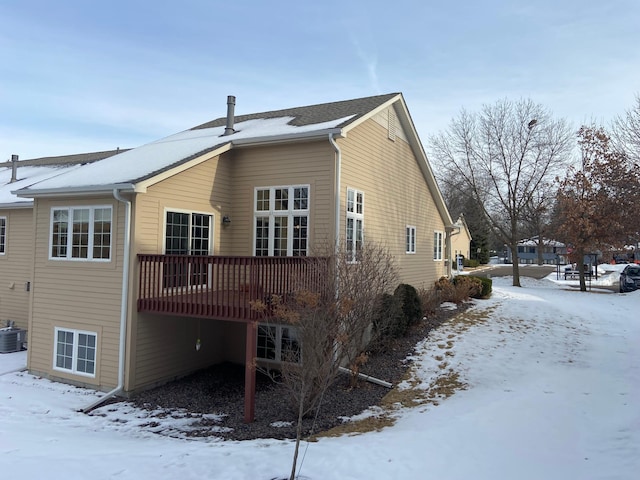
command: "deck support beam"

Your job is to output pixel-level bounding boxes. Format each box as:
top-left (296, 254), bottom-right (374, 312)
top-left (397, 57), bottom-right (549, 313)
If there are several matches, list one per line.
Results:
top-left (244, 321), bottom-right (257, 423)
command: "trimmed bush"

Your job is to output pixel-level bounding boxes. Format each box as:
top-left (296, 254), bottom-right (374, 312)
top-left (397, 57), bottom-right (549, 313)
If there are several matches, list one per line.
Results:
top-left (451, 275), bottom-right (483, 303)
top-left (468, 275), bottom-right (492, 298)
top-left (463, 258), bottom-right (480, 268)
top-left (394, 283), bottom-right (423, 326)
top-left (372, 293), bottom-right (407, 341)
top-left (434, 276), bottom-right (455, 303)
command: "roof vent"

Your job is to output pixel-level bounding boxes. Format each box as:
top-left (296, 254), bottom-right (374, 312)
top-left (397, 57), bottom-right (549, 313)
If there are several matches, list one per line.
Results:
top-left (10, 154), bottom-right (18, 183)
top-left (223, 95), bottom-right (236, 136)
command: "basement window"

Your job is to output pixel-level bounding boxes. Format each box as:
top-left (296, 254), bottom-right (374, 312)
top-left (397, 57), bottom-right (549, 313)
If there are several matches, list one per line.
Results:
top-left (257, 324), bottom-right (300, 364)
top-left (53, 327), bottom-right (97, 377)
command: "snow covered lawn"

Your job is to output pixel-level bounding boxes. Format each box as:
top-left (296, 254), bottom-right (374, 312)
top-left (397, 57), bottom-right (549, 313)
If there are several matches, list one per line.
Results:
top-left (1, 274), bottom-right (638, 480)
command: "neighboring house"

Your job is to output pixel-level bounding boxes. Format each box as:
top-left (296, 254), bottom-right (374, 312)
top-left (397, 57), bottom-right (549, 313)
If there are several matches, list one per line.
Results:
top-left (0, 151), bottom-right (124, 332)
top-left (450, 214), bottom-right (472, 262)
top-left (13, 93), bottom-right (454, 421)
top-left (504, 236), bottom-right (568, 265)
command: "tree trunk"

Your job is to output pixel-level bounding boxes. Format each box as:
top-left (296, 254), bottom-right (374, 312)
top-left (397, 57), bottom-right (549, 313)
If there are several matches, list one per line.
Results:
top-left (537, 235), bottom-right (544, 266)
top-left (289, 380), bottom-right (306, 480)
top-left (510, 245), bottom-right (521, 287)
top-left (577, 248), bottom-right (587, 292)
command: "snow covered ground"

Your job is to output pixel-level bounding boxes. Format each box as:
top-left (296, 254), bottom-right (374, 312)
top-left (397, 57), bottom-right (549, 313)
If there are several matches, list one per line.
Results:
top-left (1, 272), bottom-right (638, 480)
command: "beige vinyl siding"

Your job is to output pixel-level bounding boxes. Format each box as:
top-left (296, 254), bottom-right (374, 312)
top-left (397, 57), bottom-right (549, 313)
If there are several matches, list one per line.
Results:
top-left (452, 229), bottom-right (472, 260)
top-left (135, 154), bottom-right (232, 256)
top-left (228, 141), bottom-right (335, 256)
top-left (127, 145), bottom-right (335, 391)
top-left (339, 113), bottom-right (446, 288)
top-left (0, 208), bottom-right (33, 331)
top-left (27, 197), bottom-right (123, 390)
top-left (129, 155), bottom-right (234, 390)
top-left (131, 314), bottom-right (226, 391)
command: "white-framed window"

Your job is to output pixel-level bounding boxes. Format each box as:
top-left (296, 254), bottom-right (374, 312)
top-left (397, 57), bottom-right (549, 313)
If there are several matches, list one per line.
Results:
top-left (163, 210), bottom-right (213, 288)
top-left (0, 216), bottom-right (6, 255)
top-left (53, 327), bottom-right (97, 377)
top-left (257, 324), bottom-right (301, 363)
top-left (433, 231), bottom-right (443, 261)
top-left (346, 188), bottom-right (364, 262)
top-left (406, 226), bottom-right (416, 254)
top-left (50, 206), bottom-right (112, 261)
top-left (254, 185), bottom-right (309, 257)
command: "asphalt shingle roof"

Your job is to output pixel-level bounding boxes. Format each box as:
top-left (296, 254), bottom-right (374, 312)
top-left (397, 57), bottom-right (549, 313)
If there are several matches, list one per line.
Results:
top-left (191, 93), bottom-right (399, 130)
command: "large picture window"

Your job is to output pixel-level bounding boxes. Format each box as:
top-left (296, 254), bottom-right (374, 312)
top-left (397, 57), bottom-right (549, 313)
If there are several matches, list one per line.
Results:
top-left (50, 206), bottom-right (112, 261)
top-left (53, 327), bottom-right (97, 377)
top-left (257, 324), bottom-right (301, 363)
top-left (0, 216), bottom-right (6, 254)
top-left (346, 188), bottom-right (364, 262)
top-left (164, 211), bottom-right (212, 288)
top-left (254, 186), bottom-right (309, 257)
top-left (433, 231), bottom-right (443, 261)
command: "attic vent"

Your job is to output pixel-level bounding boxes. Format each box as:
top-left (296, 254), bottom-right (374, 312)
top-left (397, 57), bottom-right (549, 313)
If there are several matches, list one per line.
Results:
top-left (388, 110), bottom-right (397, 141)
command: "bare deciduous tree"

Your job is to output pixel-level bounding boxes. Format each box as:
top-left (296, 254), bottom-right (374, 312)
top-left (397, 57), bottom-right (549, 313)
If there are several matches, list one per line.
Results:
top-left (429, 98), bottom-right (573, 286)
top-left (611, 94), bottom-right (640, 163)
top-left (252, 241), bottom-right (397, 480)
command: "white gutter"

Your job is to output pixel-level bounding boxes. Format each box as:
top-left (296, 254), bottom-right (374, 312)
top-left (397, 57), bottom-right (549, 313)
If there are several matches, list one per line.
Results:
top-left (81, 188), bottom-right (132, 413)
top-left (233, 128), bottom-right (343, 147)
top-left (14, 183), bottom-right (138, 199)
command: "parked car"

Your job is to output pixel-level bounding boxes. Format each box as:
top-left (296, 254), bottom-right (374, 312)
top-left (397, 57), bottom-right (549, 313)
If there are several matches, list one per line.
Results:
top-left (619, 265), bottom-right (640, 293)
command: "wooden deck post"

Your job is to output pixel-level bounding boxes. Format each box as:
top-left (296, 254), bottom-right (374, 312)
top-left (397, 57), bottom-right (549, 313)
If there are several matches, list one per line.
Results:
top-left (244, 321), bottom-right (257, 423)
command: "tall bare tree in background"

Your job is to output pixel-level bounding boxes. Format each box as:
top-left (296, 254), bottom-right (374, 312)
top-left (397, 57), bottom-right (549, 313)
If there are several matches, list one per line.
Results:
top-left (429, 99), bottom-right (573, 286)
top-left (611, 94), bottom-right (640, 162)
top-left (556, 126), bottom-right (640, 291)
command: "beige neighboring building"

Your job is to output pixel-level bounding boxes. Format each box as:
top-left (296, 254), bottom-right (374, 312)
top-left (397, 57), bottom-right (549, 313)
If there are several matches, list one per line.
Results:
top-left (13, 93), bottom-right (455, 421)
top-left (451, 214), bottom-right (472, 262)
top-left (0, 151), bottom-right (123, 332)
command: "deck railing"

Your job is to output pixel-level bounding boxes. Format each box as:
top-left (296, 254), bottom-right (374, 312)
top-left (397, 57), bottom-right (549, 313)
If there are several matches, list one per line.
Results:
top-left (137, 254), bottom-right (330, 321)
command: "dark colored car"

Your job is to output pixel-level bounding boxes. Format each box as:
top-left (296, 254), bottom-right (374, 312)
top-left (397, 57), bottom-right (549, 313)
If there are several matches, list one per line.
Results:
top-left (619, 265), bottom-right (640, 293)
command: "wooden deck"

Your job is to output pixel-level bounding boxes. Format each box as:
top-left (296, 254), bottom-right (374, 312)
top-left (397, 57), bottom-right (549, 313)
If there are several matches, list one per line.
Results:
top-left (137, 254), bottom-right (330, 321)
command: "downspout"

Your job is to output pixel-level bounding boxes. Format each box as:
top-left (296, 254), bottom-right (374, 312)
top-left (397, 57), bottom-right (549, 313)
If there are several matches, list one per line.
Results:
top-left (329, 133), bottom-right (341, 251)
top-left (81, 188), bottom-right (132, 413)
top-left (445, 225), bottom-right (458, 278)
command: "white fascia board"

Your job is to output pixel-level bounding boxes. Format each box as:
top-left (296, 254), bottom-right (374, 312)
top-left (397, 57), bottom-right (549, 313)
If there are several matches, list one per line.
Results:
top-left (339, 94), bottom-right (402, 136)
top-left (13, 183), bottom-right (139, 199)
top-left (0, 201), bottom-right (33, 209)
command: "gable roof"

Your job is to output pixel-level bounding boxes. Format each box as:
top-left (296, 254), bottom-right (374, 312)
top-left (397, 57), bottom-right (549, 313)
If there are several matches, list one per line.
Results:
top-left (11, 93), bottom-right (453, 225)
top-left (454, 214), bottom-right (472, 240)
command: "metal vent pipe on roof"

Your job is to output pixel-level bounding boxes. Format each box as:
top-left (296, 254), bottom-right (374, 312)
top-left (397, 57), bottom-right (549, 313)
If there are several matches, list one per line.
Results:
top-left (10, 154), bottom-right (18, 183)
top-left (223, 95), bottom-right (236, 136)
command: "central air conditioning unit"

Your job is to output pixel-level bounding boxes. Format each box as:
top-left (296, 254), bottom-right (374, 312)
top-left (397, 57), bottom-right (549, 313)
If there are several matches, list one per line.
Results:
top-left (0, 326), bottom-right (27, 353)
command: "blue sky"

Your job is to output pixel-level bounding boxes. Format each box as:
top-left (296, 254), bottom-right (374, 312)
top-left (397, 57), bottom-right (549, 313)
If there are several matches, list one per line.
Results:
top-left (1, 0), bottom-right (639, 160)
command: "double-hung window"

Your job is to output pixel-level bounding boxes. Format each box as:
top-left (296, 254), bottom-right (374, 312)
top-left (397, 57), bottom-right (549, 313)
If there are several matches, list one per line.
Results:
top-left (257, 324), bottom-right (301, 363)
top-left (433, 231), bottom-right (443, 261)
top-left (0, 216), bottom-right (6, 254)
top-left (254, 186), bottom-right (309, 257)
top-left (346, 188), bottom-right (364, 262)
top-left (406, 226), bottom-right (416, 254)
top-left (53, 327), bottom-right (97, 377)
top-left (164, 211), bottom-right (212, 288)
top-left (50, 206), bottom-right (112, 261)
